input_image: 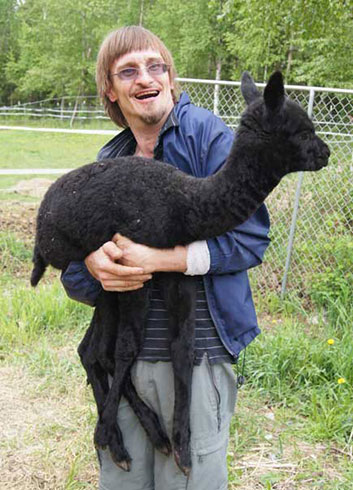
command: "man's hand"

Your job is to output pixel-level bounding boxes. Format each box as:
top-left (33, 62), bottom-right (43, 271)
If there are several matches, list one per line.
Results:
top-left (113, 233), bottom-right (187, 274)
top-left (84, 241), bottom-right (152, 292)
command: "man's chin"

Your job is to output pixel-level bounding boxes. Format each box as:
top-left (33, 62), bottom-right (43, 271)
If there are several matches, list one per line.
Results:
top-left (139, 110), bottom-right (166, 126)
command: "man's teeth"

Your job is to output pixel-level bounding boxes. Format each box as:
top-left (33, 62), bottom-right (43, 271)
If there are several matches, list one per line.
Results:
top-left (135, 91), bottom-right (159, 100)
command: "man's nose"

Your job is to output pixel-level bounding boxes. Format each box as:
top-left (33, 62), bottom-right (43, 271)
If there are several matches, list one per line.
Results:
top-left (135, 66), bottom-right (154, 83)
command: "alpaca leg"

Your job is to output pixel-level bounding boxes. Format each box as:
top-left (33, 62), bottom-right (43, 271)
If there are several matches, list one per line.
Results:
top-left (78, 312), bottom-right (110, 414)
top-left (123, 372), bottom-right (172, 455)
top-left (93, 294), bottom-right (171, 455)
top-left (93, 292), bottom-right (118, 376)
top-left (79, 292), bottom-right (119, 408)
top-left (94, 288), bottom-right (150, 471)
top-left (77, 293), bottom-right (129, 466)
top-left (160, 274), bottom-right (196, 476)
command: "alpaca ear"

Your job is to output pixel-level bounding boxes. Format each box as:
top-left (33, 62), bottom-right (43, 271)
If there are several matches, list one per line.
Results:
top-left (241, 71), bottom-right (261, 105)
top-left (264, 71), bottom-right (285, 112)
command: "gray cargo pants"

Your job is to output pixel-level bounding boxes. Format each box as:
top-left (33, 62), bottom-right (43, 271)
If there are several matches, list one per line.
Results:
top-left (98, 356), bottom-right (238, 490)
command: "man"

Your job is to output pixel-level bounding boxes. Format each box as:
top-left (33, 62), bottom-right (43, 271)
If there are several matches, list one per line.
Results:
top-left (61, 26), bottom-right (270, 490)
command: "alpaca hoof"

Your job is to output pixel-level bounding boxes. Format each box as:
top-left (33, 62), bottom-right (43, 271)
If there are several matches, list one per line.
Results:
top-left (109, 430), bottom-right (132, 471)
top-left (174, 448), bottom-right (191, 476)
top-left (157, 440), bottom-right (172, 456)
top-left (154, 432), bottom-right (172, 456)
top-left (112, 456), bottom-right (131, 472)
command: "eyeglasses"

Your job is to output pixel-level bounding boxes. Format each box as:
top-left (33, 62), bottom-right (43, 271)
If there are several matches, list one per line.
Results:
top-left (111, 63), bottom-right (170, 81)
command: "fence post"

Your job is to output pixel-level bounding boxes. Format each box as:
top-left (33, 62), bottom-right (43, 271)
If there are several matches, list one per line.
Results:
top-left (281, 88), bottom-right (316, 298)
top-left (213, 61), bottom-right (221, 115)
top-left (213, 83), bottom-right (220, 115)
top-left (60, 97), bottom-right (64, 121)
top-left (70, 96), bottom-right (79, 128)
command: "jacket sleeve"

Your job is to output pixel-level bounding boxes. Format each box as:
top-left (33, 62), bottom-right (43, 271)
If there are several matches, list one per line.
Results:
top-left (199, 114), bottom-right (271, 275)
top-left (60, 261), bottom-right (102, 306)
top-left (207, 205), bottom-right (270, 274)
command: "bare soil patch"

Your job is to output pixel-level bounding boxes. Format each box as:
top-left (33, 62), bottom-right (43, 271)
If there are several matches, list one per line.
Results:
top-left (0, 201), bottom-right (38, 240)
top-left (10, 178), bottom-right (53, 198)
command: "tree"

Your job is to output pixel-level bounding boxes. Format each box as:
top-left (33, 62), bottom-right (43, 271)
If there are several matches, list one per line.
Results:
top-left (0, 0), bottom-right (19, 104)
top-left (224, 0), bottom-right (353, 87)
top-left (5, 0), bottom-right (143, 101)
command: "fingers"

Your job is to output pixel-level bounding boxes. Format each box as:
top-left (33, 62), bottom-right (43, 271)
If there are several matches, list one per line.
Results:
top-left (102, 261), bottom-right (145, 277)
top-left (100, 271), bottom-right (152, 292)
top-left (101, 272), bottom-right (152, 291)
top-left (85, 243), bottom-right (144, 278)
top-left (112, 232), bottom-right (126, 244)
top-left (98, 271), bottom-right (152, 281)
top-left (84, 240), bottom-right (153, 292)
top-left (101, 281), bottom-right (146, 292)
top-left (84, 237), bottom-right (156, 292)
top-left (102, 241), bottom-right (123, 261)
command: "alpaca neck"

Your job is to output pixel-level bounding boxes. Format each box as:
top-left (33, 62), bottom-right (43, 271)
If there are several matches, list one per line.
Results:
top-left (185, 140), bottom-right (282, 241)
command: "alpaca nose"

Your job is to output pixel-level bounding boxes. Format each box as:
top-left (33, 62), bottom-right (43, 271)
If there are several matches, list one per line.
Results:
top-left (318, 139), bottom-right (330, 159)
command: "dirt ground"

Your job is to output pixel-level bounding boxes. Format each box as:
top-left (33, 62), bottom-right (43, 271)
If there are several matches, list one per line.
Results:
top-left (0, 200), bottom-right (38, 238)
top-left (10, 178), bottom-right (53, 198)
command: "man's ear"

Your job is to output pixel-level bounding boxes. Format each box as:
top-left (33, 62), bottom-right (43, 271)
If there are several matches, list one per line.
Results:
top-left (106, 87), bottom-right (118, 103)
top-left (264, 71), bottom-right (285, 113)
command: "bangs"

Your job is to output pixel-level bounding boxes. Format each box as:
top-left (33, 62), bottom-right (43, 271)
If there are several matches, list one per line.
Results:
top-left (114, 28), bottom-right (167, 57)
top-left (104, 26), bottom-right (173, 68)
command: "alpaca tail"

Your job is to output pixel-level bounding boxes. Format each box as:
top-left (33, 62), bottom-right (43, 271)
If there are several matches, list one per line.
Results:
top-left (30, 245), bottom-right (47, 286)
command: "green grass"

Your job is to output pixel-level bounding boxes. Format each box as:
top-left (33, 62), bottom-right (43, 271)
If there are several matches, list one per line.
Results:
top-left (0, 128), bottom-right (115, 200)
top-left (1, 224), bottom-right (353, 488)
top-left (0, 129), bottom-right (112, 169)
top-left (0, 115), bottom-right (117, 131)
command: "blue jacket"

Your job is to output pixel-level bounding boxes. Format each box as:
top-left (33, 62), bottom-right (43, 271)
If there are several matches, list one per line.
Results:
top-left (61, 92), bottom-right (270, 358)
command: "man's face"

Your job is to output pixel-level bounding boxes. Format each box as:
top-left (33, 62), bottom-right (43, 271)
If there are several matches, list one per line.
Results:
top-left (107, 49), bottom-right (175, 129)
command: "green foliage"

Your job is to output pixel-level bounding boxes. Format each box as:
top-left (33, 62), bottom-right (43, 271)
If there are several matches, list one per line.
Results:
top-left (224, 0), bottom-right (353, 86)
top-left (310, 237), bottom-right (353, 326)
top-left (0, 0), bottom-right (19, 104)
top-left (5, 0), bottom-right (128, 101)
top-left (2, 0), bottom-right (352, 104)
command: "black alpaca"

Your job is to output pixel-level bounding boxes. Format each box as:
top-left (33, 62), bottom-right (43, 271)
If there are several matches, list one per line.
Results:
top-left (31, 72), bottom-right (329, 474)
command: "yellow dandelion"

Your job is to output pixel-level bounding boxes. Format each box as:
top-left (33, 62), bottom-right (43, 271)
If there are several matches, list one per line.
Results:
top-left (327, 339), bottom-right (335, 345)
top-left (337, 378), bottom-right (346, 384)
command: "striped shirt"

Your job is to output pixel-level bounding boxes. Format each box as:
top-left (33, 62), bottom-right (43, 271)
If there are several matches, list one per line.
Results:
top-left (138, 276), bottom-right (233, 365)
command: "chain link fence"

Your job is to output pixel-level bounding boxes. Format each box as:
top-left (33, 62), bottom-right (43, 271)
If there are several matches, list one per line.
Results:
top-left (1, 78), bottom-right (352, 299)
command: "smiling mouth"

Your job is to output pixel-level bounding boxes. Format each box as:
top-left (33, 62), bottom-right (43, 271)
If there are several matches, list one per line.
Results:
top-left (135, 90), bottom-right (160, 100)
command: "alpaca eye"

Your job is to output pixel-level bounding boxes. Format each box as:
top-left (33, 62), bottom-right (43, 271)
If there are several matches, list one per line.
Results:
top-left (299, 131), bottom-right (310, 141)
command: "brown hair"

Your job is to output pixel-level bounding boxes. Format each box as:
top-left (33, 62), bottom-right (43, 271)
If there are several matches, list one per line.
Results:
top-left (96, 26), bottom-right (180, 128)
